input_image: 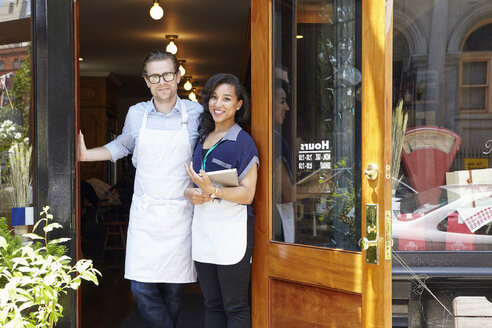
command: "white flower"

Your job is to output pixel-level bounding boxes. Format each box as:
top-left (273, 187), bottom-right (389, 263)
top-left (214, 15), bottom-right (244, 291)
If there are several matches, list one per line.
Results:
top-left (8, 126), bottom-right (16, 132)
top-left (23, 137), bottom-right (29, 142)
top-left (14, 132), bottom-right (21, 139)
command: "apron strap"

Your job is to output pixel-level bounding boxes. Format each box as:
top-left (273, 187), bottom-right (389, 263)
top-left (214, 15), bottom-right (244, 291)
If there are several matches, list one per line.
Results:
top-left (180, 99), bottom-right (189, 131)
top-left (179, 99), bottom-right (193, 155)
top-left (141, 111), bottom-right (149, 129)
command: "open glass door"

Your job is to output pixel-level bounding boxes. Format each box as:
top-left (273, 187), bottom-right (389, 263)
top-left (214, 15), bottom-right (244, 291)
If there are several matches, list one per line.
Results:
top-left (251, 0), bottom-right (392, 326)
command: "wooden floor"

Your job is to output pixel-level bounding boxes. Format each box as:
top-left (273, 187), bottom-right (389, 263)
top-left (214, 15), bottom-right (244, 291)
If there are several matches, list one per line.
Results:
top-left (81, 252), bottom-right (204, 328)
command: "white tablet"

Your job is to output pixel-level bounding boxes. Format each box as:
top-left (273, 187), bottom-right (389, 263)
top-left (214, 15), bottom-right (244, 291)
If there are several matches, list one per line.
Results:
top-left (205, 168), bottom-right (239, 187)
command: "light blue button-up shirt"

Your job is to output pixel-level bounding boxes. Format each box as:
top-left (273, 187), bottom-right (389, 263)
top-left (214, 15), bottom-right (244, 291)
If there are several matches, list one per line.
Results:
top-left (104, 97), bottom-right (203, 168)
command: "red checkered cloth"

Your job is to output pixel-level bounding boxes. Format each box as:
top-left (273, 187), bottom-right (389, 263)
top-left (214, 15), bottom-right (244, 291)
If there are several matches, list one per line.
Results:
top-left (463, 206), bottom-right (492, 232)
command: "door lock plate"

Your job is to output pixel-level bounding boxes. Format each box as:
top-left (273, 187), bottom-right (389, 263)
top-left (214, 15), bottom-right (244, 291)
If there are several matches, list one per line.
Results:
top-left (360, 204), bottom-right (379, 264)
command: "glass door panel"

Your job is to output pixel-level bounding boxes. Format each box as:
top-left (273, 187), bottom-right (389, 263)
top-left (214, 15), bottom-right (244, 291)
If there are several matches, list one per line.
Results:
top-left (272, 0), bottom-right (361, 251)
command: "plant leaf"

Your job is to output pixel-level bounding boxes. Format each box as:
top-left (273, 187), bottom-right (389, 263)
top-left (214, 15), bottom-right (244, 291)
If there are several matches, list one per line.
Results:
top-left (48, 238), bottom-right (71, 245)
top-left (43, 223), bottom-right (62, 232)
top-left (22, 233), bottom-right (44, 240)
top-left (0, 236), bottom-right (7, 248)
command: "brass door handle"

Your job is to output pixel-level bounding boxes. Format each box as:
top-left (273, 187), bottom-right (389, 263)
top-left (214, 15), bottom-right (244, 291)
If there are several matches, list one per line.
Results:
top-left (359, 237), bottom-right (377, 251)
top-left (364, 163), bottom-right (378, 180)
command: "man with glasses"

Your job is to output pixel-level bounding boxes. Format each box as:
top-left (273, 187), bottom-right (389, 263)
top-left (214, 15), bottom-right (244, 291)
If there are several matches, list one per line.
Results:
top-left (79, 50), bottom-right (202, 328)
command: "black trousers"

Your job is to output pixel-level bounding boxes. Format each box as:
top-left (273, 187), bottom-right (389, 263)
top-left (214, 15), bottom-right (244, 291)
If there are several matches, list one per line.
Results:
top-left (194, 216), bottom-right (254, 328)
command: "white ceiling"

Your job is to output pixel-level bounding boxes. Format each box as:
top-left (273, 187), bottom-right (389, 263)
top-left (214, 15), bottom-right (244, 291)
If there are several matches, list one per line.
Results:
top-left (79, 0), bottom-right (251, 96)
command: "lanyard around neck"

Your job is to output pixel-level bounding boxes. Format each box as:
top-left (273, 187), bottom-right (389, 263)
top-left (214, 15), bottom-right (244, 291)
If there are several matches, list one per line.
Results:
top-left (201, 140), bottom-right (223, 171)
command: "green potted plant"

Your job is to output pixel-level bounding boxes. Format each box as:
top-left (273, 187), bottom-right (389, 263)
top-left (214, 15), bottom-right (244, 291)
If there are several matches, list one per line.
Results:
top-left (0, 206), bottom-right (101, 327)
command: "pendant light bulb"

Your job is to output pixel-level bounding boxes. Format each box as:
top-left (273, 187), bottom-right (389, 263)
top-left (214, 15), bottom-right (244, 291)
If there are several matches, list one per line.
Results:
top-left (149, 1), bottom-right (163, 20)
top-left (184, 79), bottom-right (192, 91)
top-left (166, 41), bottom-right (177, 54)
top-left (177, 60), bottom-right (186, 76)
top-left (188, 91), bottom-right (196, 101)
top-left (165, 35), bottom-right (178, 55)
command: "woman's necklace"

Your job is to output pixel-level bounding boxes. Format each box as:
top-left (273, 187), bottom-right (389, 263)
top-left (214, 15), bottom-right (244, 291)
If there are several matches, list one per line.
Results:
top-left (203, 130), bottom-right (227, 149)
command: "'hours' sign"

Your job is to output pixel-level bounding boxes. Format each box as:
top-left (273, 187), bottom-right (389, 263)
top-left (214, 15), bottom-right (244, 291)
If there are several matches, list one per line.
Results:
top-left (298, 140), bottom-right (332, 170)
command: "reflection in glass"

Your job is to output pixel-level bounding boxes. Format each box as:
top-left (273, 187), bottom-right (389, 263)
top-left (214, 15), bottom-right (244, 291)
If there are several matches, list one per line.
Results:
top-left (461, 62), bottom-right (487, 85)
top-left (0, 0), bottom-right (30, 23)
top-left (460, 88), bottom-right (486, 110)
top-left (392, 1), bottom-right (492, 251)
top-left (272, 0), bottom-right (361, 251)
top-left (0, 0), bottom-right (32, 238)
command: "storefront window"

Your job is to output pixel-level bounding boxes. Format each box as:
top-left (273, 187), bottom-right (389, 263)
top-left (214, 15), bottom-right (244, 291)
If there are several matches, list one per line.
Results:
top-left (272, 0), bottom-right (361, 251)
top-left (0, 0), bottom-right (32, 235)
top-left (392, 1), bottom-right (492, 251)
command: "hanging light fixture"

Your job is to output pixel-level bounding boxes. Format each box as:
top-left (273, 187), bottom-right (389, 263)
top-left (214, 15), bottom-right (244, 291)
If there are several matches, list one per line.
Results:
top-left (177, 59), bottom-right (186, 76)
top-left (188, 88), bottom-right (197, 101)
top-left (165, 35), bottom-right (178, 54)
top-left (149, 0), bottom-right (164, 20)
top-left (183, 76), bottom-right (192, 91)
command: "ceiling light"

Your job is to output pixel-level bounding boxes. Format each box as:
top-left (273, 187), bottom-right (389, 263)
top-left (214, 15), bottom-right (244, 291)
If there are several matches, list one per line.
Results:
top-left (149, 0), bottom-right (164, 20)
top-left (188, 89), bottom-right (197, 101)
top-left (178, 59), bottom-right (186, 76)
top-left (296, 35), bottom-right (304, 39)
top-left (183, 75), bottom-right (192, 91)
top-left (165, 35), bottom-right (178, 54)
top-left (79, 57), bottom-right (84, 61)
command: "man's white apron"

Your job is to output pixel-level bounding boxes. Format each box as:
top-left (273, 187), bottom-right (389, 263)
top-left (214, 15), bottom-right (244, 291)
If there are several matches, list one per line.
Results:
top-left (125, 101), bottom-right (197, 283)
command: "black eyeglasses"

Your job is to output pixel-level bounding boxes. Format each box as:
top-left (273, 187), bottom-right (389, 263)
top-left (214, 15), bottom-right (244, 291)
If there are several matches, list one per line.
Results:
top-left (146, 71), bottom-right (177, 84)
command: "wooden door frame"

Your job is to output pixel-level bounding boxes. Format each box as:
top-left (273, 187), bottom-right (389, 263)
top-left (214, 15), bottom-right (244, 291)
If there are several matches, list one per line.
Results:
top-left (250, 0), bottom-right (271, 325)
top-left (250, 0), bottom-right (392, 326)
top-left (361, 0), bottom-right (392, 326)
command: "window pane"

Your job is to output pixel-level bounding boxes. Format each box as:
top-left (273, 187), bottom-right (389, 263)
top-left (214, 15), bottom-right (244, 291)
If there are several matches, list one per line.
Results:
top-left (463, 24), bottom-right (492, 52)
top-left (0, 0), bottom-right (32, 237)
top-left (272, 0), bottom-right (361, 251)
top-left (392, 1), bottom-right (492, 252)
top-left (0, 0), bottom-right (30, 23)
top-left (460, 87), bottom-right (486, 110)
top-left (462, 61), bottom-right (487, 85)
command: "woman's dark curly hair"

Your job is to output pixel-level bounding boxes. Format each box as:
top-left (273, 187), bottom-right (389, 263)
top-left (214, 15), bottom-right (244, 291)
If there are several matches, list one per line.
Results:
top-left (198, 73), bottom-right (250, 140)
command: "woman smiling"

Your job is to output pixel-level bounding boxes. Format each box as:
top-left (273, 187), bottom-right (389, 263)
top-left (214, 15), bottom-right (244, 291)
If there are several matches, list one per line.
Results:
top-left (184, 73), bottom-right (259, 328)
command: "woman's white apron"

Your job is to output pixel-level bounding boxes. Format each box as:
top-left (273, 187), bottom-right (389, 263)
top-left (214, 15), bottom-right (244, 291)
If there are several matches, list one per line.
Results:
top-left (192, 198), bottom-right (248, 265)
top-left (125, 101), bottom-right (197, 283)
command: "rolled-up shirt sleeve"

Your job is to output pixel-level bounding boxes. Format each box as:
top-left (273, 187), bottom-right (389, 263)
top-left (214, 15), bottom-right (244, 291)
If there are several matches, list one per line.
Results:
top-left (104, 104), bottom-right (144, 162)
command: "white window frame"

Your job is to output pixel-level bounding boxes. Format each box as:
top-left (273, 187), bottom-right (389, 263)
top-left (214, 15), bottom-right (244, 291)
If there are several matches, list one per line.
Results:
top-left (458, 52), bottom-right (491, 114)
